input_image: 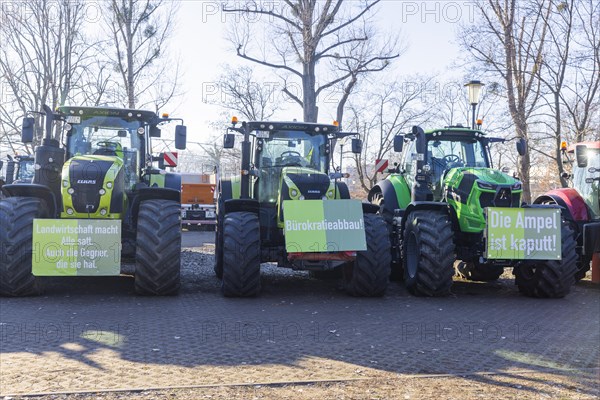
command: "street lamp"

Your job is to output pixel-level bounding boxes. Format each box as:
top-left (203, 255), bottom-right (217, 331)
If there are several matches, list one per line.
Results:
top-left (464, 80), bottom-right (484, 130)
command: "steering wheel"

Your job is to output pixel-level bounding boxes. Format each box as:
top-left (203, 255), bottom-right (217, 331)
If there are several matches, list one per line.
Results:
top-left (280, 150), bottom-right (305, 167)
top-left (442, 154), bottom-right (461, 164)
top-left (281, 150), bottom-right (302, 158)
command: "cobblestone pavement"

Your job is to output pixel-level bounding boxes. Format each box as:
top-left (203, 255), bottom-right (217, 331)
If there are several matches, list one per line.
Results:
top-left (0, 232), bottom-right (599, 397)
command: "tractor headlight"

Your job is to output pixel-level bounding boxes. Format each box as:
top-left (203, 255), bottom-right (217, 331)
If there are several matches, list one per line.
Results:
top-left (322, 196), bottom-right (328, 200)
top-left (67, 188), bottom-right (75, 195)
top-left (327, 189), bottom-right (334, 198)
top-left (99, 189), bottom-right (106, 195)
top-left (512, 182), bottom-right (522, 190)
top-left (299, 195), bottom-right (305, 200)
top-left (63, 180), bottom-right (69, 187)
top-left (476, 180), bottom-right (496, 190)
top-left (290, 189), bottom-right (298, 198)
top-left (99, 208), bottom-right (107, 216)
top-left (66, 207), bottom-right (74, 215)
top-left (107, 182), bottom-right (113, 188)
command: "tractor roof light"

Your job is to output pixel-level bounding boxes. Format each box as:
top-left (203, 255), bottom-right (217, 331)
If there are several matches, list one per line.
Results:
top-left (162, 113), bottom-right (169, 118)
top-left (231, 116), bottom-right (238, 125)
top-left (333, 120), bottom-right (339, 127)
top-left (560, 141), bottom-right (568, 151)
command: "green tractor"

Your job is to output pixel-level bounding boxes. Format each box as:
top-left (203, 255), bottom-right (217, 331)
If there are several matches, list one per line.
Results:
top-left (369, 125), bottom-right (577, 298)
top-left (0, 105), bottom-right (187, 296)
top-left (214, 118), bottom-right (391, 297)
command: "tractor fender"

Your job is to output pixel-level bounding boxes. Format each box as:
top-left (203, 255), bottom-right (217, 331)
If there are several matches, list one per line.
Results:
top-left (368, 179), bottom-right (400, 215)
top-left (224, 198), bottom-right (260, 214)
top-left (127, 187), bottom-right (180, 229)
top-left (1, 183), bottom-right (58, 217)
top-left (400, 201), bottom-right (451, 239)
top-left (217, 178), bottom-right (258, 214)
top-left (534, 188), bottom-right (590, 222)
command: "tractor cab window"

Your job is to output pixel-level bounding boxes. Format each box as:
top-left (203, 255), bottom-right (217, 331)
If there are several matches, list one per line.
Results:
top-left (427, 136), bottom-right (489, 198)
top-left (572, 148), bottom-right (600, 217)
top-left (428, 137), bottom-right (487, 176)
top-left (16, 160), bottom-right (35, 182)
top-left (401, 139), bottom-right (417, 190)
top-left (66, 116), bottom-right (143, 189)
top-left (254, 130), bottom-right (327, 203)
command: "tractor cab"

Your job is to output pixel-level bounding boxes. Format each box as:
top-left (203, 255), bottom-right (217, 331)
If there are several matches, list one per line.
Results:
top-left (399, 128), bottom-right (493, 201)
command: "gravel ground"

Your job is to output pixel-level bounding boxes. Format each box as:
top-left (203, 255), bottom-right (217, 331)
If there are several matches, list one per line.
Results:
top-left (4, 370), bottom-right (599, 400)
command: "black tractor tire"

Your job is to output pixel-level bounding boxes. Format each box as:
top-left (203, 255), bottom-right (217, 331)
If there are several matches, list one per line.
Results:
top-left (343, 214), bottom-right (391, 297)
top-left (221, 212), bottom-right (261, 297)
top-left (455, 261), bottom-right (504, 282)
top-left (213, 198), bottom-right (224, 279)
top-left (402, 210), bottom-right (455, 296)
top-left (0, 197), bottom-right (47, 296)
top-left (135, 199), bottom-right (181, 295)
top-left (514, 222), bottom-right (577, 298)
top-left (371, 191), bottom-right (403, 281)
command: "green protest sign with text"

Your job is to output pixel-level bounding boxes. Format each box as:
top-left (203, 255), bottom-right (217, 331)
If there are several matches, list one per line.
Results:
top-left (32, 219), bottom-right (121, 276)
top-left (283, 200), bottom-right (366, 252)
top-left (486, 208), bottom-right (561, 260)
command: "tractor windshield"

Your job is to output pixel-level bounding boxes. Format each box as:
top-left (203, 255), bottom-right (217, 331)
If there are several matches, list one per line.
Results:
top-left (427, 136), bottom-right (489, 191)
top-left (572, 148), bottom-right (600, 217)
top-left (255, 130), bottom-right (327, 172)
top-left (254, 130), bottom-right (327, 203)
top-left (65, 115), bottom-right (144, 188)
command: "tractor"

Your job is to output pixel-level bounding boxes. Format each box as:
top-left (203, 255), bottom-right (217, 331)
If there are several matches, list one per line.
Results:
top-left (0, 105), bottom-right (187, 296)
top-left (214, 118), bottom-right (390, 297)
top-left (4, 154), bottom-right (35, 184)
top-left (369, 125), bottom-right (577, 298)
top-left (534, 141), bottom-right (600, 281)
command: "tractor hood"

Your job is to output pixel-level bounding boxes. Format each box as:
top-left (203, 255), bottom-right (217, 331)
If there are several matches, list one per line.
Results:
top-left (280, 167), bottom-right (335, 200)
top-left (61, 155), bottom-right (125, 218)
top-left (445, 167), bottom-right (521, 189)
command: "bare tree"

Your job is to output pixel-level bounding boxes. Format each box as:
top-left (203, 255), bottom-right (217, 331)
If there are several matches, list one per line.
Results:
top-left (223, 0), bottom-right (400, 124)
top-left (459, 0), bottom-right (553, 203)
top-left (346, 78), bottom-right (435, 193)
top-left (205, 65), bottom-right (282, 121)
top-left (535, 0), bottom-right (575, 187)
top-left (561, 0), bottom-right (600, 142)
top-left (0, 0), bottom-right (97, 148)
top-left (105, 0), bottom-right (181, 109)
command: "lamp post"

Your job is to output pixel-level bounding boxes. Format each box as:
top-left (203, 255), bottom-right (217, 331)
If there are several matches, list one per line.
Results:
top-left (464, 80), bottom-right (484, 130)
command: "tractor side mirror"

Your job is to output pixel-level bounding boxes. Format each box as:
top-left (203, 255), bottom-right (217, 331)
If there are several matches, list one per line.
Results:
top-left (351, 138), bottom-right (362, 154)
top-left (575, 145), bottom-right (588, 167)
top-left (175, 125), bottom-right (187, 150)
top-left (393, 135), bottom-right (404, 152)
top-left (150, 125), bottom-right (161, 138)
top-left (21, 117), bottom-right (35, 143)
top-left (516, 138), bottom-right (527, 156)
top-left (158, 153), bottom-right (165, 169)
top-left (223, 133), bottom-right (235, 149)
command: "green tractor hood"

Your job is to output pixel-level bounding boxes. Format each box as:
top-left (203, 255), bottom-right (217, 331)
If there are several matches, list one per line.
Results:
top-left (444, 167), bottom-right (522, 233)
